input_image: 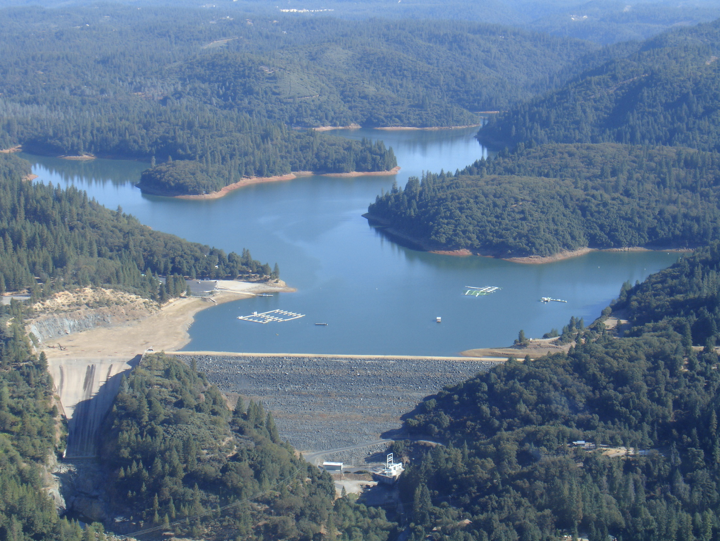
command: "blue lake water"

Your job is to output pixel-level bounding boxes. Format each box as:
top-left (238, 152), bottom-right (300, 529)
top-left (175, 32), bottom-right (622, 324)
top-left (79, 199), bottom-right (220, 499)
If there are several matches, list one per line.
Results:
top-left (25, 127), bottom-right (680, 355)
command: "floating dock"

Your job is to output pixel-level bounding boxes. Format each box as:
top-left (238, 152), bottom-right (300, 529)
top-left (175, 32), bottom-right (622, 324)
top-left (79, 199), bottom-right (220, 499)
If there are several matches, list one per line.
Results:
top-left (465, 286), bottom-right (500, 297)
top-left (238, 309), bottom-right (305, 324)
top-left (257, 293), bottom-right (273, 297)
top-left (541, 297), bottom-right (567, 303)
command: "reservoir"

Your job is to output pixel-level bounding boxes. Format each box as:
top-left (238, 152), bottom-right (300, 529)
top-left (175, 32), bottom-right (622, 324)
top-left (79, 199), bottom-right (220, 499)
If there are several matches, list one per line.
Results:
top-left (24, 128), bottom-right (679, 356)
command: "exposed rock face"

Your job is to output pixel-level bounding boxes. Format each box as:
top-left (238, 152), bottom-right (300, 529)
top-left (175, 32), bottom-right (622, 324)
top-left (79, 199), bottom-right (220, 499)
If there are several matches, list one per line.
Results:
top-left (29, 310), bottom-right (117, 342)
top-left (26, 288), bottom-right (157, 343)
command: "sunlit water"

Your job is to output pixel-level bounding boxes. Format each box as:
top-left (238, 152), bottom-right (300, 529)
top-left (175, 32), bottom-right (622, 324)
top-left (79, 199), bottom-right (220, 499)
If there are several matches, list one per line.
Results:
top-left (25, 127), bottom-right (679, 355)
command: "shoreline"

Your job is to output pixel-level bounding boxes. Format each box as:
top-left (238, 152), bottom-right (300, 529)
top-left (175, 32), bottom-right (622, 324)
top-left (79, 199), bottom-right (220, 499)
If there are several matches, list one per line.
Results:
top-left (168, 351), bottom-right (497, 361)
top-left (0, 145), bottom-right (22, 154)
top-left (375, 124), bottom-right (481, 131)
top-left (40, 280), bottom-right (294, 360)
top-left (365, 214), bottom-right (692, 264)
top-left (59, 154), bottom-right (96, 161)
top-left (311, 124), bottom-right (480, 132)
top-left (171, 167), bottom-right (401, 200)
top-left (460, 337), bottom-right (571, 359)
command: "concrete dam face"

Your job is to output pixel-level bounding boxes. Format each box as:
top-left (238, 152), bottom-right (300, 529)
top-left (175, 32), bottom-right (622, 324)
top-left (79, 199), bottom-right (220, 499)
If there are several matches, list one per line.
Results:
top-left (49, 356), bottom-right (140, 458)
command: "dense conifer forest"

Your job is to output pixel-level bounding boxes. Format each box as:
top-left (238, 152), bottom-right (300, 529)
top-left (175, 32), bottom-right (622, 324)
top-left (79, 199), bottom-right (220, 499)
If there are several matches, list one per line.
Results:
top-left (0, 154), bottom-right (273, 300)
top-left (0, 6), bottom-right (601, 195)
top-left (371, 18), bottom-right (720, 258)
top-left (0, 301), bottom-right (90, 540)
top-left (99, 353), bottom-right (396, 540)
top-left (367, 143), bottom-right (720, 257)
top-left (393, 243), bottom-right (720, 541)
top-left (478, 19), bottom-right (720, 151)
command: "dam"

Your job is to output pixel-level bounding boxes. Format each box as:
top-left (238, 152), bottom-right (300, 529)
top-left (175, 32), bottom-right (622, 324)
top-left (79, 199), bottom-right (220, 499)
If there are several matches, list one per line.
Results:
top-left (47, 350), bottom-right (497, 461)
top-left (169, 352), bottom-right (498, 457)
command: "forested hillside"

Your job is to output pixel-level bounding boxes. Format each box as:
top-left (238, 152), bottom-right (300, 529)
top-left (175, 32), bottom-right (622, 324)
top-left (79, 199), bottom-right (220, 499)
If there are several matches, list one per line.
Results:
top-left (0, 6), bottom-right (600, 195)
top-left (0, 301), bottom-right (89, 540)
top-left (369, 17), bottom-right (720, 259)
top-left (0, 154), bottom-right (272, 298)
top-left (394, 242), bottom-right (720, 541)
top-left (613, 242), bottom-right (720, 348)
top-left (99, 353), bottom-right (396, 540)
top-left (478, 18), bottom-right (720, 150)
top-left (367, 143), bottom-right (720, 257)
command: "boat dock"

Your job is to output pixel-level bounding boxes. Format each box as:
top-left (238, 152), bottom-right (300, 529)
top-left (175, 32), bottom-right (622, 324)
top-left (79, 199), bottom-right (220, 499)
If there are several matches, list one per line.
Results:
top-left (465, 286), bottom-right (500, 297)
top-left (238, 309), bottom-right (305, 324)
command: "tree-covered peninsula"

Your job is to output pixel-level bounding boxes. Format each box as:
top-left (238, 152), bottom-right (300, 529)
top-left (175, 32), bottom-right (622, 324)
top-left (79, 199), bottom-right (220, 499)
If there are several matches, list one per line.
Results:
top-left (0, 154), bottom-right (272, 299)
top-left (367, 143), bottom-right (720, 257)
top-left (393, 242), bottom-right (720, 541)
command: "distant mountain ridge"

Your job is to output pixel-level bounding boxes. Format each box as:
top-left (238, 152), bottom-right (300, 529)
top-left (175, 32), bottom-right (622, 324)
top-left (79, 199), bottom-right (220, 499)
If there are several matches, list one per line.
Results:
top-left (478, 18), bottom-right (720, 151)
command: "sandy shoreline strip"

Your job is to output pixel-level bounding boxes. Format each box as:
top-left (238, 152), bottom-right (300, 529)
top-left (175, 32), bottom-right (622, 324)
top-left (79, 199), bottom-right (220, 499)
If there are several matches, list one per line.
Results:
top-left (61, 154), bottom-right (96, 161)
top-left (461, 337), bottom-right (572, 359)
top-left (175, 167), bottom-right (400, 200)
top-left (375, 124), bottom-right (481, 131)
top-left (0, 145), bottom-right (22, 154)
top-left (311, 124), bottom-right (481, 132)
top-left (322, 166), bottom-right (400, 178)
top-left (312, 124), bottom-right (362, 132)
top-left (41, 280), bottom-right (293, 360)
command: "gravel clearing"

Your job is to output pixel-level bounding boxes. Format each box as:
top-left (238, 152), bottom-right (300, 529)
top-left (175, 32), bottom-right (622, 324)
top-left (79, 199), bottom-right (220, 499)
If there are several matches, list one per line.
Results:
top-left (171, 353), bottom-right (496, 453)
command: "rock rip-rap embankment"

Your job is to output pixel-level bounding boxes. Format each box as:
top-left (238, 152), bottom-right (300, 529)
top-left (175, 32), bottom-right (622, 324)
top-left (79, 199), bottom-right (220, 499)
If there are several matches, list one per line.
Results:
top-left (171, 353), bottom-right (496, 453)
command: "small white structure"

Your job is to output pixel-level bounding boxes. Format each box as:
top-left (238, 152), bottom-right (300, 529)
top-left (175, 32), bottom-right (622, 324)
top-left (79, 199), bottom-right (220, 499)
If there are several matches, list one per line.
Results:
top-left (374, 453), bottom-right (404, 485)
top-left (322, 462), bottom-right (344, 472)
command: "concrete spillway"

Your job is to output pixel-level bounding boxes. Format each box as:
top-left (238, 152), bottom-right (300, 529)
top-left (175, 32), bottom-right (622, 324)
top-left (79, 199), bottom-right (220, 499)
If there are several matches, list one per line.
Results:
top-left (49, 356), bottom-right (140, 458)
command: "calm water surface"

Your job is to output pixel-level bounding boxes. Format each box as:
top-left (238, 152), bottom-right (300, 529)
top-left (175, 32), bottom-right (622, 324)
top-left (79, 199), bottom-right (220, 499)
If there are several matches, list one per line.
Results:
top-left (24, 128), bottom-right (679, 355)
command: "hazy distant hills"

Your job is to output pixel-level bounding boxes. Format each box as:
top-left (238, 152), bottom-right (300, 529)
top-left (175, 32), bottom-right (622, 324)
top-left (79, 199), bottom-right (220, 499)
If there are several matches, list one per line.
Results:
top-left (173, 19), bottom-right (598, 127)
top-left (478, 18), bottom-right (720, 151)
top-left (1, 0), bottom-right (719, 45)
